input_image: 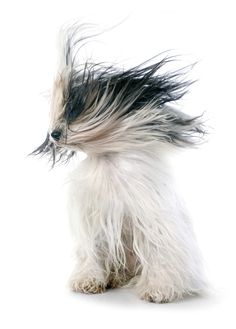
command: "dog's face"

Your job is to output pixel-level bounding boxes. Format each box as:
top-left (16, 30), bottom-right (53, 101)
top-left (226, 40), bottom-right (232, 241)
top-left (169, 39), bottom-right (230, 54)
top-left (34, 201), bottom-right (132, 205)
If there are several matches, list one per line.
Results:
top-left (32, 26), bottom-right (205, 165)
top-left (48, 66), bottom-right (126, 155)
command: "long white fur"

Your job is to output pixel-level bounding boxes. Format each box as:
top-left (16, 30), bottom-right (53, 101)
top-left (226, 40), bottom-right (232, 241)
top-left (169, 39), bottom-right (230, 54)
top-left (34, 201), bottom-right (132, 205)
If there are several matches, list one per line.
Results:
top-left (67, 144), bottom-right (206, 301)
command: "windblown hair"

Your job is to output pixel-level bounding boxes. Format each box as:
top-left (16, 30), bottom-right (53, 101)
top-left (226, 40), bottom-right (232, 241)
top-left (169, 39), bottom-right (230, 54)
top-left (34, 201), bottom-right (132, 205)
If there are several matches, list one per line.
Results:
top-left (33, 25), bottom-right (205, 164)
top-left (33, 25), bottom-right (207, 303)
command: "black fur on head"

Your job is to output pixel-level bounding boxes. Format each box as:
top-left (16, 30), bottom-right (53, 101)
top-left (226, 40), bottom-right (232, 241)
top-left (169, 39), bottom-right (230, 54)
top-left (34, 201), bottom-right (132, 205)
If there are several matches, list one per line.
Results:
top-left (63, 56), bottom-right (191, 123)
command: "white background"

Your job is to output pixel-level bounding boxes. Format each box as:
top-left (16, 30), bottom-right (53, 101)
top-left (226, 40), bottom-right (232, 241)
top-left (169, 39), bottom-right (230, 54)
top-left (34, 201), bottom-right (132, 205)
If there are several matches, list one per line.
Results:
top-left (0, 0), bottom-right (236, 328)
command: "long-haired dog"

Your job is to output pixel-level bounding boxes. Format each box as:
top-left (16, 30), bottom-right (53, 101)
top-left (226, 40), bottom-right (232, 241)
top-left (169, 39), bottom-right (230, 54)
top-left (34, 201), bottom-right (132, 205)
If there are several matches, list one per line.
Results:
top-left (33, 25), bottom-right (206, 303)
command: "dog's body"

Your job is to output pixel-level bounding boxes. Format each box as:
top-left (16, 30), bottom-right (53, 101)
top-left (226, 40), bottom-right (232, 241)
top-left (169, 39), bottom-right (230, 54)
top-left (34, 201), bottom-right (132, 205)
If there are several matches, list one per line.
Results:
top-left (34, 25), bottom-right (206, 302)
top-left (68, 148), bottom-right (205, 302)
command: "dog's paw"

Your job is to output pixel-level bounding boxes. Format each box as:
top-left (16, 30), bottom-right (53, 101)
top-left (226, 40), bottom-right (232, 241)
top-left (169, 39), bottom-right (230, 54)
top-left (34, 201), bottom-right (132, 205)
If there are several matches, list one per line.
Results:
top-left (70, 277), bottom-right (106, 294)
top-left (106, 271), bottom-right (131, 289)
top-left (140, 289), bottom-right (184, 303)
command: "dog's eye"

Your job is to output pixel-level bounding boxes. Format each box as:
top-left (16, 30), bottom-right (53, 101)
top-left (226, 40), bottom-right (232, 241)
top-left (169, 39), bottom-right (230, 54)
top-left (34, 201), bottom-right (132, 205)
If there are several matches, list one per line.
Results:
top-left (51, 130), bottom-right (62, 141)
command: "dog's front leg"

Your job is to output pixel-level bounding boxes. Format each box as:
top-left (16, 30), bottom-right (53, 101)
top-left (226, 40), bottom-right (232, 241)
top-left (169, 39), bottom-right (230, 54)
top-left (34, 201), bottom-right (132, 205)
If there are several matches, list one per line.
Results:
top-left (68, 176), bottom-right (108, 294)
top-left (69, 240), bottom-right (107, 294)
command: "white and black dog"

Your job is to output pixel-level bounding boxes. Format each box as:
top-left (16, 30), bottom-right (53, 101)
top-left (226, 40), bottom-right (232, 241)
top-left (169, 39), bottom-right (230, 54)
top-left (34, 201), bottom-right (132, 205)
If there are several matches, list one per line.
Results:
top-left (33, 25), bottom-right (207, 303)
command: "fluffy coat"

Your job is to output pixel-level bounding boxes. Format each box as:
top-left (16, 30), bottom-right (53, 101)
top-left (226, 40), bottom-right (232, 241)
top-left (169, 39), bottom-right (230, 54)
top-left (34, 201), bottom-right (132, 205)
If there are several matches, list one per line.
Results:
top-left (33, 25), bottom-right (206, 302)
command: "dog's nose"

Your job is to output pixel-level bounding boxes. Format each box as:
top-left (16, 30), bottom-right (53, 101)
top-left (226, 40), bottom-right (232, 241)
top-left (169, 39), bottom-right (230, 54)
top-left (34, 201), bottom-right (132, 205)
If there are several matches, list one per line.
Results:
top-left (51, 130), bottom-right (62, 141)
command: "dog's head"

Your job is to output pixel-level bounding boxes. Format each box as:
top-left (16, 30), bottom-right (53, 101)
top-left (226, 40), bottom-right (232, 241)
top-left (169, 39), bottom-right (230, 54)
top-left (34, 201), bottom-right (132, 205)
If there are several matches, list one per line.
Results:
top-left (32, 25), bottom-right (205, 166)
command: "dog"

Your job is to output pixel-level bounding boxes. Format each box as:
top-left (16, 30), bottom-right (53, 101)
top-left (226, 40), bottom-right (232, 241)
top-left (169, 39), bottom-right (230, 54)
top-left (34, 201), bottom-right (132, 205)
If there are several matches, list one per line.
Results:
top-left (33, 24), bottom-right (206, 303)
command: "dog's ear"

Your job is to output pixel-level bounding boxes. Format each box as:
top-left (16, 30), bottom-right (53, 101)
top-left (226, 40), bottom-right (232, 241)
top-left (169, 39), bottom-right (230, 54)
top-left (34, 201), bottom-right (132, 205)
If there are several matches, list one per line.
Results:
top-left (153, 107), bottom-right (206, 147)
